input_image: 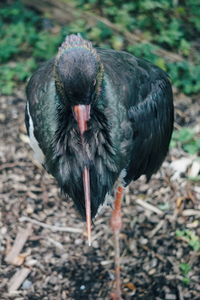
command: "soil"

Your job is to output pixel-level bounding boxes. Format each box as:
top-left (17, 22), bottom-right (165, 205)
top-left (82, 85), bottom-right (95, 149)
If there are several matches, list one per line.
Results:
top-left (0, 87), bottom-right (200, 300)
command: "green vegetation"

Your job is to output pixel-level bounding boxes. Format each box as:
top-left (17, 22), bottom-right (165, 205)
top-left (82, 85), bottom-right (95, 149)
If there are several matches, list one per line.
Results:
top-left (75, 0), bottom-right (200, 95)
top-left (0, 0), bottom-right (200, 96)
top-left (179, 262), bottom-right (191, 285)
top-left (0, 2), bottom-right (63, 93)
top-left (170, 128), bottom-right (200, 155)
top-left (176, 229), bottom-right (200, 251)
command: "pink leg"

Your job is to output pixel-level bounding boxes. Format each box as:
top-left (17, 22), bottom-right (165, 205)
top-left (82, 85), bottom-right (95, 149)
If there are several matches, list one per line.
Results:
top-left (110, 186), bottom-right (124, 300)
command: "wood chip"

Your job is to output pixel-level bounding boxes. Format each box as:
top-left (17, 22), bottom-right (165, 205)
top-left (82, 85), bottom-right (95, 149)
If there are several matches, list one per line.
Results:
top-left (188, 160), bottom-right (200, 178)
top-left (19, 216), bottom-right (83, 233)
top-left (186, 220), bottom-right (199, 228)
top-left (171, 157), bottom-right (192, 180)
top-left (46, 237), bottom-right (64, 249)
top-left (136, 199), bottom-right (164, 215)
top-left (149, 220), bottom-right (165, 238)
top-left (182, 209), bottom-right (200, 217)
top-left (100, 260), bottom-right (113, 266)
top-left (177, 285), bottom-right (184, 300)
top-left (176, 197), bottom-right (185, 209)
top-left (8, 267), bottom-right (31, 292)
top-left (5, 224), bottom-right (32, 265)
top-left (124, 282), bottom-right (136, 291)
top-left (19, 133), bottom-right (30, 144)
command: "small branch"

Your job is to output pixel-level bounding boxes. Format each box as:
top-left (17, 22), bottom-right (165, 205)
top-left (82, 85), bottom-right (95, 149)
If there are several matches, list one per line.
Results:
top-left (140, 244), bottom-right (165, 262)
top-left (148, 220), bottom-right (165, 238)
top-left (19, 216), bottom-right (83, 233)
top-left (8, 267), bottom-right (31, 293)
top-left (177, 285), bottom-right (184, 300)
top-left (46, 237), bottom-right (64, 249)
top-left (182, 209), bottom-right (200, 217)
top-left (0, 162), bottom-right (31, 171)
top-left (136, 199), bottom-right (164, 215)
top-left (5, 224), bottom-right (32, 265)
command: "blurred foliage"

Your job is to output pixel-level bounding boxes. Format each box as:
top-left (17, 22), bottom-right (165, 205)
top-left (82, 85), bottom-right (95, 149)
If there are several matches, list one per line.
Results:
top-left (179, 262), bottom-right (191, 285)
top-left (0, 2), bottom-right (63, 93)
top-left (0, 0), bottom-right (199, 96)
top-left (77, 0), bottom-right (200, 49)
top-left (170, 128), bottom-right (200, 155)
top-left (75, 0), bottom-right (200, 95)
top-left (176, 229), bottom-right (200, 251)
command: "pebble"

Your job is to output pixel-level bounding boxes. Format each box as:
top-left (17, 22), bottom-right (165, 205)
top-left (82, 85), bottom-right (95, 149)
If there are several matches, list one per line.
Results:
top-left (92, 240), bottom-right (99, 248)
top-left (22, 279), bottom-right (32, 290)
top-left (26, 204), bottom-right (34, 214)
top-left (26, 258), bottom-right (37, 267)
top-left (139, 237), bottom-right (148, 245)
top-left (74, 238), bottom-right (83, 245)
top-left (1, 226), bottom-right (7, 235)
top-left (176, 247), bottom-right (183, 259)
top-left (0, 113), bottom-right (6, 122)
top-left (80, 285), bottom-right (85, 290)
top-left (148, 268), bottom-right (156, 275)
top-left (165, 294), bottom-right (177, 300)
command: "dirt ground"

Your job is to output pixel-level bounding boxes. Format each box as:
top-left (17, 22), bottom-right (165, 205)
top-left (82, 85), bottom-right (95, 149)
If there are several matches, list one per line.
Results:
top-left (0, 86), bottom-right (200, 300)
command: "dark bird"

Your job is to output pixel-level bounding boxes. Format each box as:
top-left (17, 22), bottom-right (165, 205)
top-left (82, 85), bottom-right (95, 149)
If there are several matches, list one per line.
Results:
top-left (25, 34), bottom-right (174, 299)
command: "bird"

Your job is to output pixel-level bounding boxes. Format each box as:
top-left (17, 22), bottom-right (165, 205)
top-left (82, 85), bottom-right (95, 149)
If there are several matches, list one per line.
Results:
top-left (25, 34), bottom-right (174, 299)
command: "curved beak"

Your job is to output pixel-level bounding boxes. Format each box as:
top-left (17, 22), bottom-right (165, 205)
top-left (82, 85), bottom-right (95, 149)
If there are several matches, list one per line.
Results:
top-left (73, 105), bottom-right (91, 246)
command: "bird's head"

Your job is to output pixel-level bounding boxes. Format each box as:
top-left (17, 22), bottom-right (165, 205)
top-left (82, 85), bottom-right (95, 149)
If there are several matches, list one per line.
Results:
top-left (54, 34), bottom-right (103, 107)
top-left (54, 35), bottom-right (104, 245)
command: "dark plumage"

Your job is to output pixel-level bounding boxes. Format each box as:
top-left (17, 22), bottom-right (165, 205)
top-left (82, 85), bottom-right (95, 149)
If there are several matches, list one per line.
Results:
top-left (25, 34), bottom-right (174, 220)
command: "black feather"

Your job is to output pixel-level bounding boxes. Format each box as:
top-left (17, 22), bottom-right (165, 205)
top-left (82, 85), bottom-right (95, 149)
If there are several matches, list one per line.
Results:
top-left (26, 35), bottom-right (174, 219)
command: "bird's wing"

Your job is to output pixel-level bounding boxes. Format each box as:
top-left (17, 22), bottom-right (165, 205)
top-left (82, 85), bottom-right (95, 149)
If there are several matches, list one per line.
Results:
top-left (26, 59), bottom-right (57, 165)
top-left (125, 77), bottom-right (174, 183)
top-left (98, 48), bottom-right (174, 184)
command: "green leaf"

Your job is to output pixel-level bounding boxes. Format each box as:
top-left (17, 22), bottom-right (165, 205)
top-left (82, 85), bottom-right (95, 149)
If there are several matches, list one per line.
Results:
top-left (180, 263), bottom-right (191, 275)
top-left (176, 230), bottom-right (200, 251)
top-left (182, 277), bottom-right (190, 285)
top-left (183, 142), bottom-right (199, 155)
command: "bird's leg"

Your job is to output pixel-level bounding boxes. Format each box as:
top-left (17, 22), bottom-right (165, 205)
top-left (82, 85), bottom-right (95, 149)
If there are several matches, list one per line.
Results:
top-left (110, 185), bottom-right (124, 300)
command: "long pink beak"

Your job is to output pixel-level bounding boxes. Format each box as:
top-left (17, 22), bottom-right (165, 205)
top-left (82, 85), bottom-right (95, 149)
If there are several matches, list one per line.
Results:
top-left (73, 104), bottom-right (91, 246)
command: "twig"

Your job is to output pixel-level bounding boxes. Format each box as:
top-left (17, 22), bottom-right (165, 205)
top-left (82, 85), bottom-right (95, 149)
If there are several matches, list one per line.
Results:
top-left (177, 285), bottom-right (184, 300)
top-left (101, 260), bottom-right (113, 266)
top-left (136, 199), bottom-right (164, 215)
top-left (19, 216), bottom-right (83, 233)
top-left (0, 162), bottom-right (31, 171)
top-left (5, 224), bottom-right (32, 265)
top-left (46, 237), bottom-right (64, 249)
top-left (8, 267), bottom-right (31, 292)
top-left (148, 220), bottom-right (165, 238)
top-left (140, 244), bottom-right (165, 262)
top-left (182, 209), bottom-right (200, 217)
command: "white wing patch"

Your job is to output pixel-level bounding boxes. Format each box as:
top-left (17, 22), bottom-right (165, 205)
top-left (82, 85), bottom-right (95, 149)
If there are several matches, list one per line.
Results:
top-left (27, 103), bottom-right (45, 164)
top-left (96, 169), bottom-right (127, 217)
top-left (96, 193), bottom-right (113, 217)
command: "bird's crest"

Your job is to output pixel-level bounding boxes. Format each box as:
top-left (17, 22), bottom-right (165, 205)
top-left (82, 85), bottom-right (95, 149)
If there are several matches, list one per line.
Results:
top-left (56, 34), bottom-right (100, 61)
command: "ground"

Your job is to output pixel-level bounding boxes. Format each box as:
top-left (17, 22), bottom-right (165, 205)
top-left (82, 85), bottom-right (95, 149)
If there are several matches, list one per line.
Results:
top-left (0, 87), bottom-right (200, 300)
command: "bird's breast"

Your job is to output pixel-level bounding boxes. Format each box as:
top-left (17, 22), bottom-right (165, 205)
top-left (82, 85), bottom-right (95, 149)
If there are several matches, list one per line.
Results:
top-left (49, 110), bottom-right (120, 218)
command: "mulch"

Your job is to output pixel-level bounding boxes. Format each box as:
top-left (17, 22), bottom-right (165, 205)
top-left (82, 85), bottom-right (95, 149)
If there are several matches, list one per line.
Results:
top-left (0, 87), bottom-right (200, 299)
